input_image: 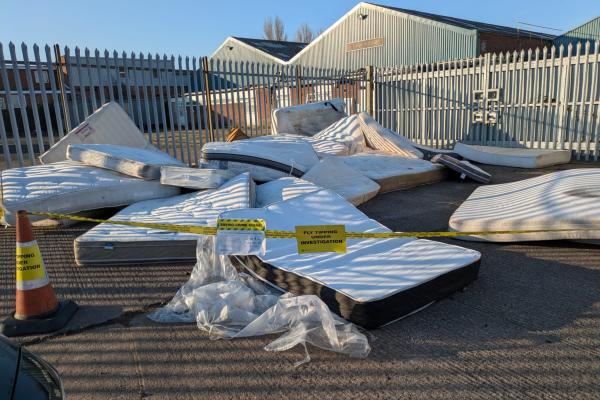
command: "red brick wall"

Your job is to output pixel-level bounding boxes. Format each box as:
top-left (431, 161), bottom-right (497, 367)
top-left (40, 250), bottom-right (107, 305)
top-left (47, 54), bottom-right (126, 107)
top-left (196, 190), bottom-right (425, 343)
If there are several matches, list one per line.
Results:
top-left (479, 32), bottom-right (553, 54)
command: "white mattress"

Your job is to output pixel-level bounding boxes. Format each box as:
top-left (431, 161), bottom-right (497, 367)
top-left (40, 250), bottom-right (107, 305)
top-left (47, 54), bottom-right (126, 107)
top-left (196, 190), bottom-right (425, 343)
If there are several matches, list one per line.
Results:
top-left (449, 169), bottom-right (600, 242)
top-left (160, 166), bottom-right (237, 189)
top-left (454, 143), bottom-right (572, 168)
top-left (202, 136), bottom-right (320, 179)
top-left (40, 102), bottom-right (154, 164)
top-left (312, 115), bottom-right (367, 155)
top-left (0, 161), bottom-right (179, 227)
top-left (280, 134), bottom-right (350, 157)
top-left (340, 151), bottom-right (447, 193)
top-left (271, 99), bottom-right (346, 136)
top-left (357, 112), bottom-right (423, 159)
top-left (74, 173), bottom-right (255, 265)
top-left (222, 189), bottom-right (481, 328)
top-left (301, 157), bottom-right (380, 206)
top-left (67, 144), bottom-right (183, 180)
top-left (256, 177), bottom-right (320, 207)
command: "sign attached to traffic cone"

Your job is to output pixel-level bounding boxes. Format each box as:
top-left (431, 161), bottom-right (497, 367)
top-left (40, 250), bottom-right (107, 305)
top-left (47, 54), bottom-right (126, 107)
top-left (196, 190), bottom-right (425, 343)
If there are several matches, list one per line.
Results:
top-left (0, 211), bottom-right (78, 337)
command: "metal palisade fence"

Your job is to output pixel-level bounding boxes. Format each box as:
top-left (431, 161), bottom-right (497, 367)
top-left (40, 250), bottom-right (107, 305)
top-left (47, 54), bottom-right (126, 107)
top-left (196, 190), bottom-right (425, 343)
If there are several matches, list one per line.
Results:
top-left (2, 40), bottom-right (600, 169)
top-left (0, 42), bottom-right (367, 168)
top-left (374, 41), bottom-right (600, 161)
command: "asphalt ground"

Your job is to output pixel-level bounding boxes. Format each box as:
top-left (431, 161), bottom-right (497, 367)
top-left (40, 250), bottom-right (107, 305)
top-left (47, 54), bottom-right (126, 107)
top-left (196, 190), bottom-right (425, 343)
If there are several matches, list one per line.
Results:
top-left (1, 163), bottom-right (599, 399)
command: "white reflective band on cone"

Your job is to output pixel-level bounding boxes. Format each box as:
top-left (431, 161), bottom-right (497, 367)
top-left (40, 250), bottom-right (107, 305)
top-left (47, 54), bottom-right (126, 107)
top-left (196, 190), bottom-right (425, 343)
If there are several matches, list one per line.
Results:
top-left (16, 277), bottom-right (50, 291)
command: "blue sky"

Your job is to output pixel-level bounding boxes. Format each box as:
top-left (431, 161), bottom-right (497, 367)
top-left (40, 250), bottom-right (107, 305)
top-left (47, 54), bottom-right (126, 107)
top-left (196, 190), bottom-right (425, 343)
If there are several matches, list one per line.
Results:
top-left (1, 0), bottom-right (598, 57)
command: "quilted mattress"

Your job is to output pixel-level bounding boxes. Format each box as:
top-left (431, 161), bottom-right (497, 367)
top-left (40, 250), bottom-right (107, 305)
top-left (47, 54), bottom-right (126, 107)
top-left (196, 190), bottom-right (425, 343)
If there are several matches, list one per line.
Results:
top-left (340, 151), bottom-right (447, 193)
top-left (202, 136), bottom-right (320, 180)
top-left (67, 144), bottom-right (184, 180)
top-left (255, 177), bottom-right (320, 207)
top-left (271, 99), bottom-right (346, 136)
top-left (454, 143), bottom-right (571, 168)
top-left (311, 115), bottom-right (367, 155)
top-left (222, 189), bottom-right (482, 329)
top-left (1, 161), bottom-right (179, 227)
top-left (357, 112), bottom-right (423, 159)
top-left (74, 173), bottom-right (255, 265)
top-left (40, 102), bottom-right (154, 164)
top-left (449, 169), bottom-right (600, 242)
top-left (301, 157), bottom-right (380, 206)
top-left (160, 166), bottom-right (237, 189)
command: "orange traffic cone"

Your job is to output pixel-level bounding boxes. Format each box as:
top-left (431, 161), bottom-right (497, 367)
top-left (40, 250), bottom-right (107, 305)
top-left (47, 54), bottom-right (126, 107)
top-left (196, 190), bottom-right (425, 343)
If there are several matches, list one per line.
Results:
top-left (0, 211), bottom-right (77, 337)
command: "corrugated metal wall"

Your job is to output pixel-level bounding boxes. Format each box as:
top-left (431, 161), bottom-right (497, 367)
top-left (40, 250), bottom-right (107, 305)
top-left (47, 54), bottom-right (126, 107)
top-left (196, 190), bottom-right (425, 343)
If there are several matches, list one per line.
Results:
top-left (212, 38), bottom-right (282, 65)
top-left (291, 4), bottom-right (478, 69)
top-left (554, 16), bottom-right (600, 48)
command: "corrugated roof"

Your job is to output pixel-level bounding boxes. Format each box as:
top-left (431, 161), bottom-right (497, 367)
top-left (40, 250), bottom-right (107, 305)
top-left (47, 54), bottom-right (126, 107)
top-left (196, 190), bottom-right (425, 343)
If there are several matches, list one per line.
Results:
top-left (232, 37), bottom-right (307, 61)
top-left (369, 3), bottom-right (556, 40)
top-left (553, 16), bottom-right (600, 47)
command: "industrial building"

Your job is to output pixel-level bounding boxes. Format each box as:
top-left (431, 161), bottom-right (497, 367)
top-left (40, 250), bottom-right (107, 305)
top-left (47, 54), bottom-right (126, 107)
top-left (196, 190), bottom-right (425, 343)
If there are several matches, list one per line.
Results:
top-left (211, 2), bottom-right (554, 69)
top-left (553, 16), bottom-right (600, 49)
top-left (211, 37), bottom-right (307, 65)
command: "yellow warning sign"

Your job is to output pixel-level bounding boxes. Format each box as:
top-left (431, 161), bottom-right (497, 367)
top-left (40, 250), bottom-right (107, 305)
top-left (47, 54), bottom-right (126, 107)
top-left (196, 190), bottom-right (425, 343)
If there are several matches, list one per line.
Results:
top-left (217, 218), bottom-right (266, 231)
top-left (15, 242), bottom-right (46, 282)
top-left (295, 225), bottom-right (346, 254)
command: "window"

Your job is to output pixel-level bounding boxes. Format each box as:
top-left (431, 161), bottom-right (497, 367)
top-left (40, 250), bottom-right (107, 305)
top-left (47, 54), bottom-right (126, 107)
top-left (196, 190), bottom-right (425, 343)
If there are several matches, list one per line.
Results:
top-left (34, 70), bottom-right (49, 84)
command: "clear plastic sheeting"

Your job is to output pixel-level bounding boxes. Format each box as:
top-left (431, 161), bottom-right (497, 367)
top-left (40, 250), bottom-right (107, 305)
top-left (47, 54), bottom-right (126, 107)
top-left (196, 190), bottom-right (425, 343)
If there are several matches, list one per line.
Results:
top-left (148, 236), bottom-right (370, 365)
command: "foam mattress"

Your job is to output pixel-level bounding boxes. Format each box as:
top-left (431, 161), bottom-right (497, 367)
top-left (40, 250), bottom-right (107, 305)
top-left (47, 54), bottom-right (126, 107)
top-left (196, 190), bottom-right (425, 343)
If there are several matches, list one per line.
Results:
top-left (271, 99), bottom-right (346, 136)
top-left (222, 189), bottom-right (481, 329)
top-left (0, 161), bottom-right (179, 227)
top-left (40, 102), bottom-right (154, 164)
top-left (67, 144), bottom-right (184, 180)
top-left (160, 166), bottom-right (237, 189)
top-left (340, 151), bottom-right (447, 193)
top-left (449, 169), bottom-right (600, 242)
top-left (202, 136), bottom-right (320, 180)
top-left (301, 157), bottom-right (380, 206)
top-left (454, 143), bottom-right (571, 168)
top-left (256, 177), bottom-right (320, 207)
top-left (74, 173), bottom-right (255, 265)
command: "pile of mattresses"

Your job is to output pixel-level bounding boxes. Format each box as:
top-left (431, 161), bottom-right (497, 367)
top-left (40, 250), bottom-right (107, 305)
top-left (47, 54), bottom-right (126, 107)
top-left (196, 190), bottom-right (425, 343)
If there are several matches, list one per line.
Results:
top-left (196, 105), bottom-right (451, 204)
top-left (0, 99), bottom-right (492, 332)
top-left (1, 102), bottom-right (185, 227)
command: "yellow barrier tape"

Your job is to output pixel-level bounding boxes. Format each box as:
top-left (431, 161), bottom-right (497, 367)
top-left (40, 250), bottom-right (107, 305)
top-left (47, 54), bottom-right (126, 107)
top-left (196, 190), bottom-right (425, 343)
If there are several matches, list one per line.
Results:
top-left (25, 211), bottom-right (599, 239)
top-left (217, 218), bottom-right (266, 231)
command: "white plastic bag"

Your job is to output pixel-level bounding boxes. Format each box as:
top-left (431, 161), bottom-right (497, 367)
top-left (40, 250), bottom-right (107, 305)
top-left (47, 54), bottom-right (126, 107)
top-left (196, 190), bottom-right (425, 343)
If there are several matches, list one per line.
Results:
top-left (148, 236), bottom-right (370, 364)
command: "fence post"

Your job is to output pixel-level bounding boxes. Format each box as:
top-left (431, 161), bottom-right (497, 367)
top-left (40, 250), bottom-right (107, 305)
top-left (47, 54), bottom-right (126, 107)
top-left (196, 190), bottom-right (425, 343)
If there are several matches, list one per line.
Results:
top-left (295, 65), bottom-right (302, 105)
top-left (201, 56), bottom-right (214, 142)
top-left (53, 44), bottom-right (70, 132)
top-left (366, 65), bottom-right (374, 116)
